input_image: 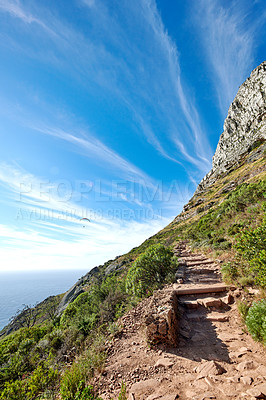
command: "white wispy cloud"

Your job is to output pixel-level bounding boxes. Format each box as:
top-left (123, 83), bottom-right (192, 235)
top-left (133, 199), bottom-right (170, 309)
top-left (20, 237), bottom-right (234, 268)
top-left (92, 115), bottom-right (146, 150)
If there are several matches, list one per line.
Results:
top-left (0, 0), bottom-right (213, 174)
top-left (193, 0), bottom-right (261, 114)
top-left (0, 0), bottom-right (57, 37)
top-left (33, 126), bottom-right (154, 184)
top-left (0, 162), bottom-right (174, 271)
top-left (0, 215), bottom-right (169, 271)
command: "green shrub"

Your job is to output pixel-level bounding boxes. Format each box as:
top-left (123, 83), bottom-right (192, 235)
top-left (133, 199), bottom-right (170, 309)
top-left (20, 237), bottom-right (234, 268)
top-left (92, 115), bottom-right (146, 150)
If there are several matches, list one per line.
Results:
top-left (126, 244), bottom-right (178, 298)
top-left (235, 219), bottom-right (266, 287)
top-left (221, 262), bottom-right (239, 283)
top-left (186, 181), bottom-right (266, 249)
top-left (27, 361), bottom-right (59, 399)
top-left (246, 300), bottom-right (266, 343)
top-left (238, 275), bottom-right (254, 287)
top-left (74, 384), bottom-right (102, 400)
top-left (60, 362), bottom-right (87, 400)
top-left (60, 333), bottom-right (106, 400)
top-left (61, 275), bottom-right (127, 332)
top-left (237, 301), bottom-right (250, 322)
top-left (0, 380), bottom-right (26, 400)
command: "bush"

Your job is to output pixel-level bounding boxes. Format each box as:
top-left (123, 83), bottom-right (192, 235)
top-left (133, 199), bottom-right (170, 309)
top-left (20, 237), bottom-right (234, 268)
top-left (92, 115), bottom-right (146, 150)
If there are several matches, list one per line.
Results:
top-left (237, 301), bottom-right (250, 322)
top-left (221, 262), bottom-right (239, 284)
top-left (60, 334), bottom-right (106, 400)
top-left (74, 384), bottom-right (102, 400)
top-left (126, 244), bottom-right (178, 298)
top-left (246, 300), bottom-right (266, 344)
top-left (60, 362), bottom-right (87, 400)
top-left (0, 380), bottom-right (26, 400)
top-left (27, 361), bottom-right (59, 399)
top-left (235, 219), bottom-right (266, 287)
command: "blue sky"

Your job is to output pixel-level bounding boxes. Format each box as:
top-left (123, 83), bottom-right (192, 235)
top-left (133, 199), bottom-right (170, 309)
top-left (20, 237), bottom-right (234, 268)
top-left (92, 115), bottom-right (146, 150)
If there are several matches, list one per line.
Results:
top-left (0, 0), bottom-right (265, 271)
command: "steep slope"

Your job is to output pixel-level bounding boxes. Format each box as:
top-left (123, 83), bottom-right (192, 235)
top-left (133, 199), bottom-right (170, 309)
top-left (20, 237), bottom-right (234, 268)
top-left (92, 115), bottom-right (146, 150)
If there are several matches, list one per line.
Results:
top-left (0, 62), bottom-right (265, 400)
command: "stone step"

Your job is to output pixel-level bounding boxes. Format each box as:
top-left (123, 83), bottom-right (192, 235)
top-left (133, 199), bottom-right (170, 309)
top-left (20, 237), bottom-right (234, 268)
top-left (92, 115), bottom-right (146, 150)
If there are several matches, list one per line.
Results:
top-left (181, 257), bottom-right (208, 262)
top-left (206, 313), bottom-right (229, 322)
top-left (179, 294), bottom-right (231, 309)
top-left (176, 266), bottom-right (186, 279)
top-left (186, 312), bottom-right (202, 321)
top-left (198, 297), bottom-right (224, 308)
top-left (186, 260), bottom-right (216, 267)
top-left (186, 278), bottom-right (221, 285)
top-left (179, 300), bottom-right (199, 309)
top-left (186, 267), bottom-right (219, 274)
top-left (173, 283), bottom-right (228, 296)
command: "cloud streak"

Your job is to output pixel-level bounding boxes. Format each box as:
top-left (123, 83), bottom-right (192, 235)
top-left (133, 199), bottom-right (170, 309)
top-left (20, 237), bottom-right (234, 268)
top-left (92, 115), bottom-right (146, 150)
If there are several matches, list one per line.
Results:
top-left (193, 0), bottom-right (262, 114)
top-left (0, 0), bottom-right (213, 173)
top-left (33, 126), bottom-right (154, 184)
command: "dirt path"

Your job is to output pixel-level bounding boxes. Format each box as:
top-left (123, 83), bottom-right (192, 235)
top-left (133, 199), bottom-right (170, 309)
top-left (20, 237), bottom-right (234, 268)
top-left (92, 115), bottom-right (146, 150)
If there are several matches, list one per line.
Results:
top-left (95, 242), bottom-right (266, 400)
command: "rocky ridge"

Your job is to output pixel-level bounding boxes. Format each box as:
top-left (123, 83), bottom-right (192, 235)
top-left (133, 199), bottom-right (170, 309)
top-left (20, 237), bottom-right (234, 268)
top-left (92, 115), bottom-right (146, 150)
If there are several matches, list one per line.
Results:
top-left (197, 61), bottom-right (266, 194)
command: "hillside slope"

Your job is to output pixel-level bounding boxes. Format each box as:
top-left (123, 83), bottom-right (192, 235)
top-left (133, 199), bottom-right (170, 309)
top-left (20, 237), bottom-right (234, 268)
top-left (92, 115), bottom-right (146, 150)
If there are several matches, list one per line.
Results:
top-left (0, 62), bottom-right (265, 400)
top-left (58, 61), bottom-right (266, 310)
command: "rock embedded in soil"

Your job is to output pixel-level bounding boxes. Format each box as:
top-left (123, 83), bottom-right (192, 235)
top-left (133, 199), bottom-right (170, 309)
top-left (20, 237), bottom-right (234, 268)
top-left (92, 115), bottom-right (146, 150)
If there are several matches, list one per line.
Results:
top-left (196, 360), bottom-right (226, 378)
top-left (155, 358), bottom-right (174, 368)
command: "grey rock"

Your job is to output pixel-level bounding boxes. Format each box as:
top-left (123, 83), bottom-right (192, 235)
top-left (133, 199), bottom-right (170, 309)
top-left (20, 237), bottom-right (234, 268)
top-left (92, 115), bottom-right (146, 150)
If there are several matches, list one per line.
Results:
top-left (56, 285), bottom-right (84, 315)
top-left (56, 266), bottom-right (100, 316)
top-left (196, 61), bottom-right (266, 194)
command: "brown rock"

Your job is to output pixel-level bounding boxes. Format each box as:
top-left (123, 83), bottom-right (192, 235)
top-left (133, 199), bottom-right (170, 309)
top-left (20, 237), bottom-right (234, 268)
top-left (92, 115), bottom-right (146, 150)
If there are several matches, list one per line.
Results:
top-left (196, 360), bottom-right (226, 378)
top-left (180, 300), bottom-right (199, 309)
top-left (199, 298), bottom-right (223, 308)
top-left (246, 383), bottom-right (266, 398)
top-left (237, 360), bottom-right (259, 372)
top-left (217, 332), bottom-right (237, 342)
top-left (199, 393), bottom-right (216, 400)
top-left (206, 313), bottom-right (229, 322)
top-left (221, 293), bottom-right (234, 305)
top-left (179, 328), bottom-right (191, 339)
top-left (226, 376), bottom-right (240, 383)
top-left (230, 347), bottom-right (250, 358)
top-left (155, 358), bottom-right (174, 368)
top-left (240, 376), bottom-right (253, 385)
top-left (255, 365), bottom-right (266, 377)
top-left (130, 379), bottom-right (159, 393)
top-left (159, 395), bottom-right (179, 400)
top-left (158, 321), bottom-right (167, 335)
top-left (147, 323), bottom-right (158, 335)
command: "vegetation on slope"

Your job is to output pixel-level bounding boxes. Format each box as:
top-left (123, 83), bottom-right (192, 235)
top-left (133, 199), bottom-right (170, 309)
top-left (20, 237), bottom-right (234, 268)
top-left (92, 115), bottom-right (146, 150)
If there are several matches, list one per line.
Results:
top-left (0, 246), bottom-right (178, 399)
top-left (0, 147), bottom-right (265, 398)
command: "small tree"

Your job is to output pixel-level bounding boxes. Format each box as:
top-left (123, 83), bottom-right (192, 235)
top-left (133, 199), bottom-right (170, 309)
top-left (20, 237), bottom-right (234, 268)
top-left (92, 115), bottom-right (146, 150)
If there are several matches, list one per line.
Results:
top-left (126, 244), bottom-right (178, 298)
top-left (10, 304), bottom-right (39, 329)
top-left (44, 297), bottom-right (60, 327)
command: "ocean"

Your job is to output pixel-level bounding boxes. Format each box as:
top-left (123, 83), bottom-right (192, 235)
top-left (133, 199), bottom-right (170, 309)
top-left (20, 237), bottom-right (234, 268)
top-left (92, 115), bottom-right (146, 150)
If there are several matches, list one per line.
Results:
top-left (0, 269), bottom-right (89, 331)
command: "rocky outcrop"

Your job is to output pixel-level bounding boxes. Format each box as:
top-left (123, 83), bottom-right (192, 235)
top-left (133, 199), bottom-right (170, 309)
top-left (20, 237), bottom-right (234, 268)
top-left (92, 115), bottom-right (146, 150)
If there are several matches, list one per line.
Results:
top-left (197, 61), bottom-right (266, 193)
top-left (56, 266), bottom-right (100, 315)
top-left (144, 288), bottom-right (179, 346)
top-left (56, 257), bottom-right (133, 315)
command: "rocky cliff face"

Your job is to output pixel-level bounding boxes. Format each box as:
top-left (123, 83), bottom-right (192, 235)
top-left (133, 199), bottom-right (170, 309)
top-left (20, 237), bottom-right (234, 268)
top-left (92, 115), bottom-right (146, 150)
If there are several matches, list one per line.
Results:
top-left (196, 61), bottom-right (266, 193)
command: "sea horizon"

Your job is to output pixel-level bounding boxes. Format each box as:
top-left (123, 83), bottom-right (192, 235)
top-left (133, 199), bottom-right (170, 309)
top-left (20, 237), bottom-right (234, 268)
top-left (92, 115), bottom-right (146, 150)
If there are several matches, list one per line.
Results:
top-left (0, 268), bottom-right (89, 331)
